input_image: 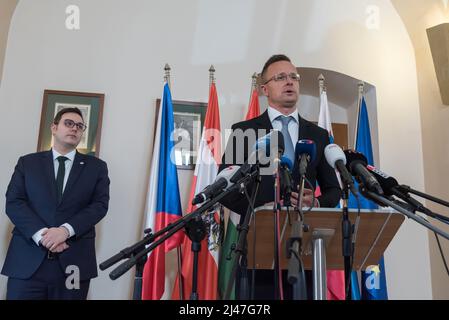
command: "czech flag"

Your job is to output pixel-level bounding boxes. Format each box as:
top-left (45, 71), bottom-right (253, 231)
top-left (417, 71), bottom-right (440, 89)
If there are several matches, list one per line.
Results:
top-left (141, 83), bottom-right (184, 300)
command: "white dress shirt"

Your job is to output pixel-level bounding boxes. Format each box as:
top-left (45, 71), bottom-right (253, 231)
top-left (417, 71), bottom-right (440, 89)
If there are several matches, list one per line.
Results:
top-left (52, 148), bottom-right (76, 193)
top-left (32, 149), bottom-right (76, 246)
top-left (268, 107), bottom-right (321, 206)
top-left (267, 106), bottom-right (299, 147)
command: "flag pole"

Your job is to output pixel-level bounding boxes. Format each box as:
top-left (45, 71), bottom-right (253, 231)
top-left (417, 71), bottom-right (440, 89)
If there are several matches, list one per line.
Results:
top-left (166, 64), bottom-right (185, 300)
top-left (209, 64), bottom-right (220, 219)
top-left (164, 63), bottom-right (171, 89)
top-left (318, 74), bottom-right (326, 118)
top-left (353, 81), bottom-right (365, 149)
top-left (248, 72), bottom-right (258, 106)
top-left (318, 73), bottom-right (325, 95)
top-left (209, 65), bottom-right (215, 86)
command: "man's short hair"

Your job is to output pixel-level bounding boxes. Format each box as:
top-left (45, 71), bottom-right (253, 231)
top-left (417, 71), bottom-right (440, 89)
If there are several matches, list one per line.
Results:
top-left (261, 54), bottom-right (292, 81)
top-left (53, 107), bottom-right (84, 124)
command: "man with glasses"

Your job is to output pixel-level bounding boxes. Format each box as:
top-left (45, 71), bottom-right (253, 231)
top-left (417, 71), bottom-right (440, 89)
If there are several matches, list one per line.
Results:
top-left (219, 54), bottom-right (341, 299)
top-left (2, 107), bottom-right (110, 299)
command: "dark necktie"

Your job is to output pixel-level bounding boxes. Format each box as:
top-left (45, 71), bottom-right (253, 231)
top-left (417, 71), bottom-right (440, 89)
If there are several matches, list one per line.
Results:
top-left (277, 115), bottom-right (295, 163)
top-left (56, 156), bottom-right (68, 202)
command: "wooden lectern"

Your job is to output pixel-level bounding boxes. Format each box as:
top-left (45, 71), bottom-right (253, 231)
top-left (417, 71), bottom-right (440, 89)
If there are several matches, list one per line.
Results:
top-left (245, 206), bottom-right (405, 299)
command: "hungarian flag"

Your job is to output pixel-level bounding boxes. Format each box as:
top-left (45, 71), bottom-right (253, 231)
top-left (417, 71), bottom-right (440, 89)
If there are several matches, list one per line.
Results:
top-left (317, 90), bottom-right (345, 300)
top-left (245, 89), bottom-right (261, 120)
top-left (141, 83), bottom-right (184, 300)
top-left (218, 87), bottom-right (261, 299)
top-left (172, 83), bottom-right (222, 300)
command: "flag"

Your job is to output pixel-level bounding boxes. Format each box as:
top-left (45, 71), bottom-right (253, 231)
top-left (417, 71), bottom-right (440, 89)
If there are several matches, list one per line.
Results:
top-left (349, 96), bottom-right (388, 300)
top-left (361, 256), bottom-right (388, 300)
top-left (141, 83), bottom-right (184, 300)
top-left (316, 90), bottom-right (346, 300)
top-left (317, 90), bottom-right (334, 144)
top-left (217, 86), bottom-right (261, 299)
top-left (245, 89), bottom-right (261, 120)
top-left (172, 83), bottom-right (222, 300)
top-left (317, 90), bottom-right (336, 197)
top-left (348, 97), bottom-right (377, 210)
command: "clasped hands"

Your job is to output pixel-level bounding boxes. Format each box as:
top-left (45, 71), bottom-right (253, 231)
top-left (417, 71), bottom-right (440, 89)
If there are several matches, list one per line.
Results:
top-left (287, 188), bottom-right (320, 208)
top-left (40, 227), bottom-right (70, 253)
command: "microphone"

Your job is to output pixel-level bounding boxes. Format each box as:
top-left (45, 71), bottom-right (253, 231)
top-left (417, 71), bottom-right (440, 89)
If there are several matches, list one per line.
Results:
top-left (249, 130), bottom-right (285, 165)
top-left (365, 165), bottom-right (426, 211)
top-left (280, 155), bottom-right (293, 170)
top-left (367, 166), bottom-right (449, 222)
top-left (280, 156), bottom-right (293, 204)
top-left (192, 165), bottom-right (241, 205)
top-left (241, 130), bottom-right (284, 178)
top-left (225, 132), bottom-right (283, 184)
top-left (343, 150), bottom-right (383, 195)
top-left (324, 144), bottom-right (357, 196)
top-left (295, 139), bottom-right (316, 177)
top-left (365, 165), bottom-right (398, 197)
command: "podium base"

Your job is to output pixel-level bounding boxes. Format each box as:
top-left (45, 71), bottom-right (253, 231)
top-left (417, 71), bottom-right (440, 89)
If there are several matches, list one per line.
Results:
top-left (312, 229), bottom-right (334, 300)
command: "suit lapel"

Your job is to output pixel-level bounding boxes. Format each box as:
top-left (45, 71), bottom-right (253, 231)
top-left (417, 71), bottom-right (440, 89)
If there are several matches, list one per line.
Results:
top-left (253, 110), bottom-right (273, 131)
top-left (42, 150), bottom-right (58, 202)
top-left (298, 115), bottom-right (312, 140)
top-left (62, 151), bottom-right (86, 202)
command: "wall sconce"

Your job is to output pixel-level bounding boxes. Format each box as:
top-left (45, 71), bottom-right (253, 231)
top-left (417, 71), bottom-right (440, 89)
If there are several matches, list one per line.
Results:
top-left (427, 23), bottom-right (449, 106)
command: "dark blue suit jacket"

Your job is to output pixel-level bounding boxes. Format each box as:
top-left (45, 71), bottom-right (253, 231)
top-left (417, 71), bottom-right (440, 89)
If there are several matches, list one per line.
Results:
top-left (218, 111), bottom-right (341, 215)
top-left (1, 150), bottom-right (110, 281)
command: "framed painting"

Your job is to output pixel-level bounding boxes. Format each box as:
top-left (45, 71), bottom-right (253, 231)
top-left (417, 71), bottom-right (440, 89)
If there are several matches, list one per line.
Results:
top-left (38, 90), bottom-right (105, 157)
top-left (156, 99), bottom-right (207, 170)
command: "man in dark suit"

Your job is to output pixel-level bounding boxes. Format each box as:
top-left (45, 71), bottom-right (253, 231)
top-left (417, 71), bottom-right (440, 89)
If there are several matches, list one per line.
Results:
top-left (2, 107), bottom-right (110, 300)
top-left (219, 54), bottom-right (341, 299)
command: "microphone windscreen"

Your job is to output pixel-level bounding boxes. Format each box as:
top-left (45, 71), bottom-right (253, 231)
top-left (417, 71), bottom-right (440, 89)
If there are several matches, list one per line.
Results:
top-left (295, 139), bottom-right (317, 163)
top-left (253, 130), bottom-right (285, 157)
top-left (280, 156), bottom-right (293, 170)
top-left (343, 149), bottom-right (368, 174)
top-left (366, 165), bottom-right (399, 196)
top-left (324, 144), bottom-right (346, 169)
top-left (215, 165), bottom-right (241, 188)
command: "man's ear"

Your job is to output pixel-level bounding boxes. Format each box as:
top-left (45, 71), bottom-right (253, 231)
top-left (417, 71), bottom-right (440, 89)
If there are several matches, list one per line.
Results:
top-left (261, 84), bottom-right (268, 97)
top-left (50, 123), bottom-right (57, 134)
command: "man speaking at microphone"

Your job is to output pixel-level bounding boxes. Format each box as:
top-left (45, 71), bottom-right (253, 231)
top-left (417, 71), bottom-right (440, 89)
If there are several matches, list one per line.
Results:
top-left (218, 54), bottom-right (341, 300)
top-left (219, 54), bottom-right (340, 214)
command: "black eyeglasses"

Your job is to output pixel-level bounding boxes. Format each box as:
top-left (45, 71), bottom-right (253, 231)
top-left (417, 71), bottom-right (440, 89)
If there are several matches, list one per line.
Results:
top-left (61, 119), bottom-right (87, 131)
top-left (264, 72), bottom-right (301, 85)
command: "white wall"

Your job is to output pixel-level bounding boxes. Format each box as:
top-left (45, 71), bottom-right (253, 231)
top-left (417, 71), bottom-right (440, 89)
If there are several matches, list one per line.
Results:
top-left (0, 0), bottom-right (18, 86)
top-left (0, 0), bottom-right (430, 299)
top-left (392, 0), bottom-right (449, 299)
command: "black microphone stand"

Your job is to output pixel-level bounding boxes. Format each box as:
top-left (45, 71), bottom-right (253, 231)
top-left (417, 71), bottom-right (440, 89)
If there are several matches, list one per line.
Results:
top-left (184, 214), bottom-right (208, 300)
top-left (398, 185), bottom-right (449, 208)
top-left (272, 156), bottom-right (284, 300)
top-left (286, 218), bottom-right (307, 300)
top-left (223, 165), bottom-right (261, 300)
top-left (341, 184), bottom-right (353, 300)
top-left (392, 187), bottom-right (449, 224)
top-left (132, 236), bottom-right (149, 300)
top-left (361, 188), bottom-right (449, 241)
top-left (99, 228), bottom-right (150, 300)
top-left (101, 169), bottom-right (259, 300)
top-left (280, 161), bottom-right (307, 300)
top-left (396, 185), bottom-right (449, 222)
top-left (286, 165), bottom-right (310, 300)
top-left (99, 228), bottom-right (152, 272)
